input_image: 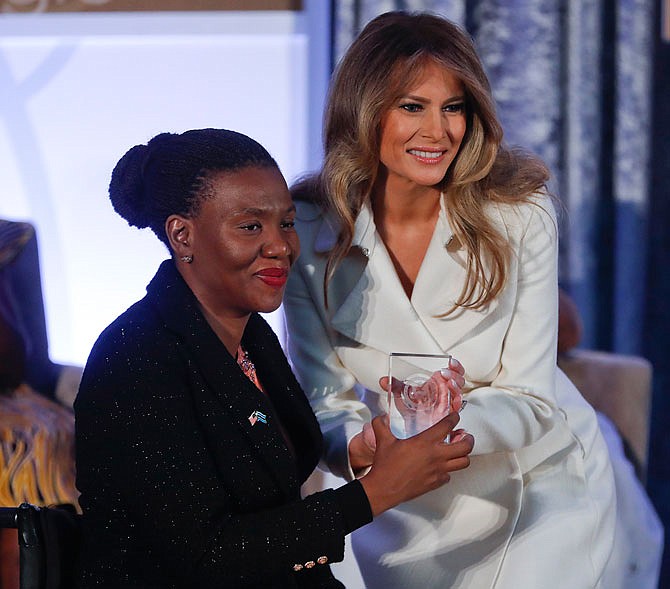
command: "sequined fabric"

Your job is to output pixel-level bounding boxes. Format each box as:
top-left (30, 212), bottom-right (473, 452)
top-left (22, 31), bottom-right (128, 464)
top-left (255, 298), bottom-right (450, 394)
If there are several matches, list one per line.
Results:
top-left (74, 260), bottom-right (371, 588)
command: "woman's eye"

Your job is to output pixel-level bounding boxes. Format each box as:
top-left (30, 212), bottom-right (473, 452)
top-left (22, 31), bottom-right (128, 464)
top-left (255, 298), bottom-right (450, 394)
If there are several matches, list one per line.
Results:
top-left (400, 103), bottom-right (423, 113)
top-left (281, 220), bottom-right (296, 230)
top-left (444, 102), bottom-right (465, 113)
top-left (240, 223), bottom-right (261, 232)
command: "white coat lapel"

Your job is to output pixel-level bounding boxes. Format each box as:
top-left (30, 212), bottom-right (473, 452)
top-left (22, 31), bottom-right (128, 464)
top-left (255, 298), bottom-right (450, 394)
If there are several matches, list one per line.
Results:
top-left (411, 201), bottom-right (503, 352)
top-left (325, 205), bottom-right (442, 354)
top-left (323, 198), bottom-right (504, 355)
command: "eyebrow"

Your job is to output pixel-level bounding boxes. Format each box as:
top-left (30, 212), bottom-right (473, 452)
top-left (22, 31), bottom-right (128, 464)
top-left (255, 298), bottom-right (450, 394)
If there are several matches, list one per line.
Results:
top-left (234, 204), bottom-right (296, 216)
top-left (401, 93), bottom-right (466, 103)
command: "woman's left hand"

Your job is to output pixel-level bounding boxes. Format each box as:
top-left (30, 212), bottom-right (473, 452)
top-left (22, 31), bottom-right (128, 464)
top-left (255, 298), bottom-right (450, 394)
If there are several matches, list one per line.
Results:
top-left (380, 356), bottom-right (466, 417)
top-left (439, 356), bottom-right (466, 413)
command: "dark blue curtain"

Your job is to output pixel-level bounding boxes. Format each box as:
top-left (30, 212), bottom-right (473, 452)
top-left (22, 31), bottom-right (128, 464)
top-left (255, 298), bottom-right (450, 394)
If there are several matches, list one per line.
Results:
top-left (333, 0), bottom-right (669, 584)
top-left (647, 1), bottom-right (670, 585)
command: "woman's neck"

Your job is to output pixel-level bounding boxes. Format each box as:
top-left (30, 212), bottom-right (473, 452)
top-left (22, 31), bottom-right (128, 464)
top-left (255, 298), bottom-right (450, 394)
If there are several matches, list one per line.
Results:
top-left (372, 178), bottom-right (442, 224)
top-left (177, 266), bottom-right (249, 357)
top-left (371, 182), bottom-right (442, 299)
top-left (198, 303), bottom-right (248, 357)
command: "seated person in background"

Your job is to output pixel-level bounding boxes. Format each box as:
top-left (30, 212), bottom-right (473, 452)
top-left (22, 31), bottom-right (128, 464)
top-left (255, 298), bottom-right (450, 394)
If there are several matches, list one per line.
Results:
top-left (557, 288), bottom-right (583, 354)
top-left (0, 224), bottom-right (78, 510)
top-left (74, 128), bottom-right (474, 588)
top-left (1, 221), bottom-right (79, 589)
top-left (0, 218), bottom-right (82, 407)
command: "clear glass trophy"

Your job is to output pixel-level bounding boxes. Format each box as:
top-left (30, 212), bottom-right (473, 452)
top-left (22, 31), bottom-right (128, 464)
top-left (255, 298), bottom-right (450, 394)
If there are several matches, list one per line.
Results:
top-left (387, 352), bottom-right (453, 441)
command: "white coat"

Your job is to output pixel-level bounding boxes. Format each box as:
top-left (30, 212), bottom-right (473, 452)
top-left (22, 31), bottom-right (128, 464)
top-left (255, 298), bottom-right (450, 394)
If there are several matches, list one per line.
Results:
top-left (283, 193), bottom-right (616, 589)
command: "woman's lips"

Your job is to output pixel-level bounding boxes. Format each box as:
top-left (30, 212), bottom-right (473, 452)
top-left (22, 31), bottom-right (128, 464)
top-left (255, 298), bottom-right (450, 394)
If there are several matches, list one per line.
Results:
top-left (256, 267), bottom-right (289, 287)
top-left (408, 148), bottom-right (446, 164)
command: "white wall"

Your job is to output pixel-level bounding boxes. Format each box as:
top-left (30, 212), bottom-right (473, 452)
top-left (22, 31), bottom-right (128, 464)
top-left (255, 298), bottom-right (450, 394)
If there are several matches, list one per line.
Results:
top-left (0, 9), bottom-right (318, 365)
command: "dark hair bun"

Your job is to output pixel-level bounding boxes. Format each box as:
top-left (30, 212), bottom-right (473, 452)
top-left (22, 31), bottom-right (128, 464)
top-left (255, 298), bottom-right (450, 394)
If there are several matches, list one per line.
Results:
top-left (108, 129), bottom-right (278, 246)
top-left (108, 143), bottom-right (151, 229)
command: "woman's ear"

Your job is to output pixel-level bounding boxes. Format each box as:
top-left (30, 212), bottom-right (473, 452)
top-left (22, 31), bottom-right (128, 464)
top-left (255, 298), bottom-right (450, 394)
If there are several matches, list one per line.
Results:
top-left (165, 215), bottom-right (193, 260)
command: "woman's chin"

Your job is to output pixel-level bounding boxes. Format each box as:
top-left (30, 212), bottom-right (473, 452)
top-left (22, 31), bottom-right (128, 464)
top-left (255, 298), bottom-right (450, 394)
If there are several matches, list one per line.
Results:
top-left (253, 297), bottom-right (284, 315)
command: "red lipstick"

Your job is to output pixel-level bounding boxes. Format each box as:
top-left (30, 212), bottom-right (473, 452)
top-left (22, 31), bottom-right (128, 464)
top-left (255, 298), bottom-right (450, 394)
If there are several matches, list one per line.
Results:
top-left (256, 267), bottom-right (289, 288)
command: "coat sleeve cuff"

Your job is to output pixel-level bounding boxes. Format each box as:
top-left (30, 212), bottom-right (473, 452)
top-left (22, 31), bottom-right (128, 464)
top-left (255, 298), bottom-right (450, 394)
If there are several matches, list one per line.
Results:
top-left (332, 479), bottom-right (373, 535)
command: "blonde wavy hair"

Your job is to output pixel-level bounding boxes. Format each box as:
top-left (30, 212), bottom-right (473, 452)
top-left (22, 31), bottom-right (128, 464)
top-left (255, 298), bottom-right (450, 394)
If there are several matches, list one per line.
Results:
top-left (293, 11), bottom-right (550, 311)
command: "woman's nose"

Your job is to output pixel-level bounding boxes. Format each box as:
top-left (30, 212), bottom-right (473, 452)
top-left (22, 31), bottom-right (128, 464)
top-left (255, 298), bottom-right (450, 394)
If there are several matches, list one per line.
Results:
top-left (422, 108), bottom-right (446, 140)
top-left (261, 234), bottom-right (291, 258)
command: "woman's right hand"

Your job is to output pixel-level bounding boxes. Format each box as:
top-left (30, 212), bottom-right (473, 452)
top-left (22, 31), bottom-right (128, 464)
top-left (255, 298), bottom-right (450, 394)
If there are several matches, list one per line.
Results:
top-left (349, 357), bottom-right (467, 475)
top-left (358, 413), bottom-right (473, 517)
top-left (349, 422), bottom-right (377, 475)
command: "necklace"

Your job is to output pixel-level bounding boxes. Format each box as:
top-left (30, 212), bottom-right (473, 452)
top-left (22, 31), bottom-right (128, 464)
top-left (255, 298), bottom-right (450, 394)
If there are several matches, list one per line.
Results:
top-left (237, 345), bottom-right (262, 391)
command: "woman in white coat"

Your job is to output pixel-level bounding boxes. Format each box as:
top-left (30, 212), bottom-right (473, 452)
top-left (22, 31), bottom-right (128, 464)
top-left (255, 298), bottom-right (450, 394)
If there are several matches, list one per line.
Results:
top-left (283, 11), bottom-right (617, 589)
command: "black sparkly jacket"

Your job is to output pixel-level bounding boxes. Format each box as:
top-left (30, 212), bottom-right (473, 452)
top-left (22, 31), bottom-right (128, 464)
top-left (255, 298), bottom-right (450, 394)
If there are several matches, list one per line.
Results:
top-left (74, 260), bottom-right (371, 588)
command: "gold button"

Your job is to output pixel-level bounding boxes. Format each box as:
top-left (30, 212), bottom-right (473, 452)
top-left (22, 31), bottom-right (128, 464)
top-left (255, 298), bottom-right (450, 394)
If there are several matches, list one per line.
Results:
top-left (293, 563), bottom-right (303, 571)
top-left (305, 560), bottom-right (316, 569)
top-left (317, 555), bottom-right (328, 565)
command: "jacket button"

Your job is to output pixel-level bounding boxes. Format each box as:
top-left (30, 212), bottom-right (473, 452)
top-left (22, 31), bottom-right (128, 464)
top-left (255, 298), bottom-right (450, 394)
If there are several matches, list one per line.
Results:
top-left (305, 560), bottom-right (316, 569)
top-left (317, 555), bottom-right (328, 565)
top-left (293, 563), bottom-right (303, 571)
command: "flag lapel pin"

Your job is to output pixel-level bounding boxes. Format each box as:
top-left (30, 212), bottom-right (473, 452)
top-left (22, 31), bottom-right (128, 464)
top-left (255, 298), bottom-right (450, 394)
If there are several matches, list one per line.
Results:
top-left (248, 410), bottom-right (268, 426)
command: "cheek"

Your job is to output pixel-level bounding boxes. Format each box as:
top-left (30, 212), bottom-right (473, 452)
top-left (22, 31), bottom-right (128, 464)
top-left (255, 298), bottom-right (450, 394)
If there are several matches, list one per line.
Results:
top-left (380, 114), bottom-right (407, 154)
top-left (389, 118), bottom-right (415, 144)
top-left (454, 117), bottom-right (467, 144)
top-left (379, 132), bottom-right (403, 170)
top-left (220, 243), bottom-right (255, 270)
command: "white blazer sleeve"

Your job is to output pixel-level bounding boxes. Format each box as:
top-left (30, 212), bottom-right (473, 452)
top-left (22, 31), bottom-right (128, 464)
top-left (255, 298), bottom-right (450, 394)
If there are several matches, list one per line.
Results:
top-left (456, 196), bottom-right (570, 460)
top-left (284, 252), bottom-right (371, 481)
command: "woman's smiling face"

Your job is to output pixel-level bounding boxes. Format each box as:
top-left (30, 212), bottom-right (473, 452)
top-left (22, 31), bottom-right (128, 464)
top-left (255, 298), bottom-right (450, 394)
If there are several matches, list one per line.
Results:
top-left (379, 61), bottom-right (467, 191)
top-left (187, 166), bottom-right (300, 317)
